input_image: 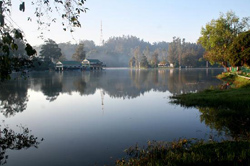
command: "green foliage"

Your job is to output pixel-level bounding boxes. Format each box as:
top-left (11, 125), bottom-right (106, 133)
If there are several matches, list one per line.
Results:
top-left (72, 43), bottom-right (86, 61)
top-left (116, 139), bottom-right (250, 166)
top-left (39, 39), bottom-right (62, 63)
top-left (167, 37), bottom-right (206, 67)
top-left (0, 0), bottom-right (88, 81)
top-left (0, 29), bottom-right (36, 81)
top-left (198, 107), bottom-right (250, 140)
top-left (171, 74), bottom-right (250, 110)
top-left (217, 72), bottom-right (250, 88)
top-left (140, 55), bottom-right (149, 68)
top-left (133, 46), bottom-right (141, 68)
top-left (32, 0), bottom-right (88, 32)
top-left (129, 56), bottom-right (136, 67)
top-left (0, 124), bottom-right (43, 164)
top-left (31, 57), bottom-right (54, 71)
top-left (150, 50), bottom-right (159, 67)
top-left (229, 30), bottom-right (250, 66)
top-left (85, 35), bottom-right (168, 67)
top-left (241, 66), bottom-right (250, 76)
top-left (167, 37), bottom-right (181, 66)
top-left (198, 11), bottom-right (250, 67)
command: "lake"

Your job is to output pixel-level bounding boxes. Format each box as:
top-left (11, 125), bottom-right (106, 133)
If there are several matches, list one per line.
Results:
top-left (0, 68), bottom-right (224, 166)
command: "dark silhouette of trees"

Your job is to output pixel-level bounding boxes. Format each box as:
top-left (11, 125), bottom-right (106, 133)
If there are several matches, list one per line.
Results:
top-left (140, 55), bottom-right (149, 68)
top-left (0, 80), bottom-right (29, 117)
top-left (0, 0), bottom-right (88, 81)
top-left (72, 43), bottom-right (86, 61)
top-left (0, 125), bottom-right (42, 165)
top-left (40, 39), bottom-right (62, 63)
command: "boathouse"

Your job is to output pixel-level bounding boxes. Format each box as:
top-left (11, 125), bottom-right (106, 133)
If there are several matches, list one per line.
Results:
top-left (55, 59), bottom-right (104, 71)
top-left (55, 61), bottom-right (82, 71)
top-left (82, 59), bottom-right (103, 70)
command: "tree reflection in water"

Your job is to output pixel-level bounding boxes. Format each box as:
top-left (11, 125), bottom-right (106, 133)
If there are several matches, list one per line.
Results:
top-left (0, 69), bottom-right (223, 117)
top-left (0, 69), bottom-right (224, 165)
top-left (0, 124), bottom-right (42, 165)
top-left (199, 107), bottom-right (250, 140)
top-left (0, 79), bottom-right (29, 117)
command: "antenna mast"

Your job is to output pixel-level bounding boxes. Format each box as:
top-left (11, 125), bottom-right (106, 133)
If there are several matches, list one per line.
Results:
top-left (100, 21), bottom-right (103, 45)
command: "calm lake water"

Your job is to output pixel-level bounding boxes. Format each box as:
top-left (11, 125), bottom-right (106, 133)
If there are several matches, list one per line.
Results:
top-left (0, 68), bottom-right (224, 166)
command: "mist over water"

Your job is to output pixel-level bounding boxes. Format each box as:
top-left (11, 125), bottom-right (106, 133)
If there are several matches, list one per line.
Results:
top-left (0, 68), bottom-right (224, 165)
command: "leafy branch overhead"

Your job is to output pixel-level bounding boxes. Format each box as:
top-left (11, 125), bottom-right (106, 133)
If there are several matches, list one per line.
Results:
top-left (0, 0), bottom-right (88, 81)
top-left (31, 0), bottom-right (88, 32)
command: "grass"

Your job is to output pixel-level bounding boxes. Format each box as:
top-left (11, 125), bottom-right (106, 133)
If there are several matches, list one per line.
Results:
top-left (116, 73), bottom-right (250, 166)
top-left (170, 73), bottom-right (250, 110)
top-left (116, 139), bottom-right (250, 166)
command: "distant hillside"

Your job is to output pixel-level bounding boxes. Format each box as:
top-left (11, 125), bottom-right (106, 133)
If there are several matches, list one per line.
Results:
top-left (34, 36), bottom-right (169, 67)
top-left (34, 35), bottom-right (210, 68)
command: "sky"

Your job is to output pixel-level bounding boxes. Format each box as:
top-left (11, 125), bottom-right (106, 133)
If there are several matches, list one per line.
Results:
top-left (9, 0), bottom-right (250, 46)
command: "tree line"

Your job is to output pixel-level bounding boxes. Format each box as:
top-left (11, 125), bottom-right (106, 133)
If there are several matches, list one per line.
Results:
top-left (1, 4), bottom-right (249, 81)
top-left (33, 35), bottom-right (210, 69)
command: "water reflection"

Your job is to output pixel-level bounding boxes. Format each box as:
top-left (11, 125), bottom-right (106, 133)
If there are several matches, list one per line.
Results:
top-left (199, 107), bottom-right (250, 140)
top-left (0, 69), bottom-right (222, 117)
top-left (0, 80), bottom-right (29, 117)
top-left (0, 125), bottom-right (42, 165)
top-left (0, 68), bottom-right (225, 165)
top-left (32, 69), bottom-right (222, 98)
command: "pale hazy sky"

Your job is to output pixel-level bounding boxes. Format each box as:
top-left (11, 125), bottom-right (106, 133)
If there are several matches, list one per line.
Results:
top-left (10, 0), bottom-right (250, 46)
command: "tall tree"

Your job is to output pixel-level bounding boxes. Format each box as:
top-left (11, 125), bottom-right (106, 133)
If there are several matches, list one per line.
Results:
top-left (129, 56), bottom-right (136, 67)
top-left (72, 43), bottom-right (86, 61)
top-left (167, 37), bottom-right (182, 67)
top-left (133, 46), bottom-right (141, 68)
top-left (140, 55), bottom-right (149, 68)
top-left (40, 39), bottom-right (62, 63)
top-left (198, 11), bottom-right (250, 67)
top-left (151, 50), bottom-right (159, 67)
top-left (143, 46), bottom-right (151, 60)
top-left (161, 48), bottom-right (167, 62)
top-left (229, 30), bottom-right (250, 66)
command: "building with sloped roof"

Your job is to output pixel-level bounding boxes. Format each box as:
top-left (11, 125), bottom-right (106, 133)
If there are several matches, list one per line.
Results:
top-left (55, 59), bottom-right (104, 71)
top-left (82, 59), bottom-right (104, 70)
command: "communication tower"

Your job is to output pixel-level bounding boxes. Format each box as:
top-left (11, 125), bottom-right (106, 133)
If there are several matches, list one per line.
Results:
top-left (100, 21), bottom-right (104, 45)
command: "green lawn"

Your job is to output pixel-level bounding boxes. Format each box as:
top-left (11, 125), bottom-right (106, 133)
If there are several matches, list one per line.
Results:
top-left (171, 73), bottom-right (250, 111)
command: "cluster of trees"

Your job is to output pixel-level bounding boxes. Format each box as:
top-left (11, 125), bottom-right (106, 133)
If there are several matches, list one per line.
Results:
top-left (0, 0), bottom-right (88, 81)
top-left (199, 11), bottom-right (250, 67)
top-left (129, 46), bottom-right (167, 68)
top-left (129, 37), bottom-right (208, 68)
top-left (53, 35), bottom-right (169, 67)
top-left (50, 35), bottom-right (209, 68)
top-left (167, 37), bottom-right (206, 68)
top-left (1, 2), bottom-right (249, 82)
top-left (32, 39), bottom-right (86, 70)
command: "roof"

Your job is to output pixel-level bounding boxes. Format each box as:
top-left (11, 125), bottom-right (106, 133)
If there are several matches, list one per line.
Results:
top-left (85, 59), bottom-right (101, 63)
top-left (61, 61), bottom-right (82, 65)
top-left (56, 61), bottom-right (62, 65)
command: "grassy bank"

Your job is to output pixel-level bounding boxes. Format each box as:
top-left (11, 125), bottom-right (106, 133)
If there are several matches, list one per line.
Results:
top-left (170, 73), bottom-right (250, 110)
top-left (116, 73), bottom-right (250, 166)
top-left (116, 139), bottom-right (250, 166)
